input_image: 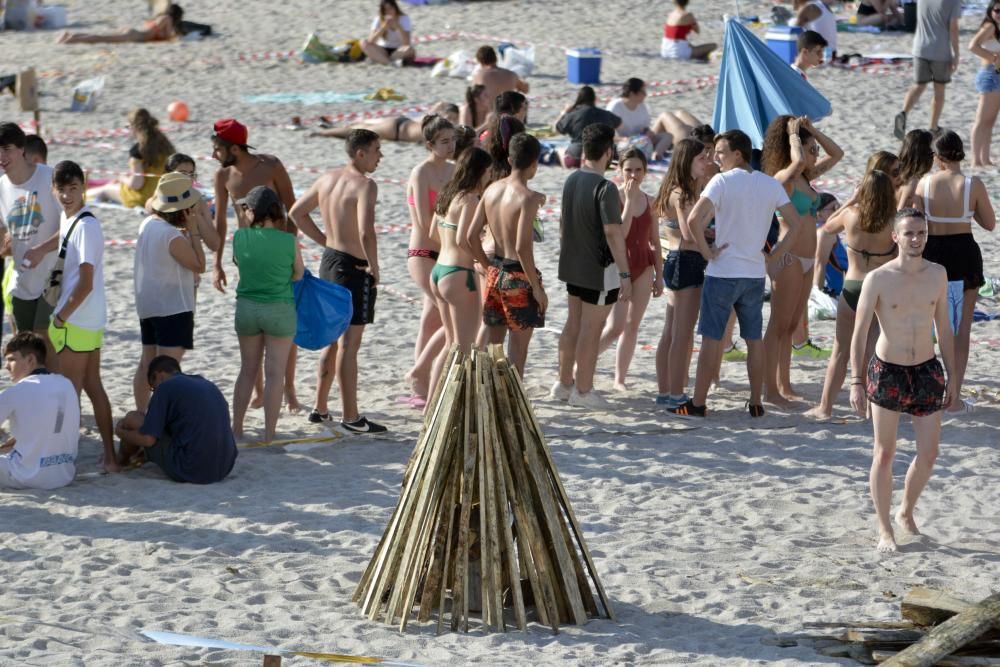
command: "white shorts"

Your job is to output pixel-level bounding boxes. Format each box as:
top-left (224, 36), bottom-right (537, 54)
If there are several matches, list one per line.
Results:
top-left (661, 37), bottom-right (692, 60)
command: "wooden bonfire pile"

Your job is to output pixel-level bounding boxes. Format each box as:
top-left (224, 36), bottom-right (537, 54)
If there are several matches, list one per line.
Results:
top-left (353, 346), bottom-right (614, 634)
top-left (773, 587), bottom-right (1000, 666)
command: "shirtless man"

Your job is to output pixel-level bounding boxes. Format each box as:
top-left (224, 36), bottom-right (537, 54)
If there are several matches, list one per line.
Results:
top-left (849, 209), bottom-right (956, 553)
top-left (472, 46), bottom-right (530, 105)
top-left (467, 133), bottom-right (546, 377)
top-left (209, 118), bottom-right (302, 412)
top-left (288, 129), bottom-right (387, 434)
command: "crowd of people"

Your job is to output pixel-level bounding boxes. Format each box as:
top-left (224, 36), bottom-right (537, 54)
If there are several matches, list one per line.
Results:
top-left (0, 0), bottom-right (994, 552)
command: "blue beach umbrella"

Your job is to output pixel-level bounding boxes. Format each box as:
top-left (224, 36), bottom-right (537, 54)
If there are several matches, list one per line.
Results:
top-left (712, 18), bottom-right (832, 148)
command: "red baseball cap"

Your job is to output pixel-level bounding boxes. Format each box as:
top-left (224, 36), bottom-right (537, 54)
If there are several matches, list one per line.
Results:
top-left (213, 118), bottom-right (249, 146)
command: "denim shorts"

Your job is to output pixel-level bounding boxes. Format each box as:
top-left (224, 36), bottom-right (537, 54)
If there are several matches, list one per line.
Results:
top-left (976, 66), bottom-right (1000, 94)
top-left (697, 275), bottom-right (765, 341)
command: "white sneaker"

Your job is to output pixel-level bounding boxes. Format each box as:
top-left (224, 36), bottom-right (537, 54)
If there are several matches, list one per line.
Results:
top-left (568, 388), bottom-right (612, 410)
top-left (549, 381), bottom-right (573, 401)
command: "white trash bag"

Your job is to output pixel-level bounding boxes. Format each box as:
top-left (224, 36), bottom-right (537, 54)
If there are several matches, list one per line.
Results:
top-left (499, 44), bottom-right (535, 78)
top-left (70, 76), bottom-right (105, 112)
top-left (807, 285), bottom-right (839, 321)
top-left (431, 49), bottom-right (476, 79)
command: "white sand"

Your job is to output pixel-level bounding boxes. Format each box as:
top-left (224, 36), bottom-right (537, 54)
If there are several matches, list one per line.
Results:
top-left (1, 0), bottom-right (999, 664)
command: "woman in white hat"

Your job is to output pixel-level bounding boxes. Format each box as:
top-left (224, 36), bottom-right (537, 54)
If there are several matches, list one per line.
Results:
top-left (132, 172), bottom-right (206, 411)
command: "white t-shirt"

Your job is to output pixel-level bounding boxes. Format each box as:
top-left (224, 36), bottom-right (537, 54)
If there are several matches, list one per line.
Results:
top-left (370, 14), bottom-right (413, 49)
top-left (0, 164), bottom-right (61, 300)
top-left (701, 169), bottom-right (790, 279)
top-left (0, 371), bottom-right (80, 490)
top-left (605, 98), bottom-right (652, 137)
top-left (134, 215), bottom-right (195, 319)
top-left (797, 0), bottom-right (838, 53)
top-left (56, 206), bottom-right (107, 330)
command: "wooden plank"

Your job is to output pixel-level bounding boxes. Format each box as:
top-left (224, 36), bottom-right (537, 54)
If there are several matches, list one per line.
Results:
top-left (805, 621), bottom-right (919, 631)
top-left (479, 355), bottom-right (505, 630)
top-left (356, 354), bottom-right (463, 614)
top-left (847, 628), bottom-right (926, 644)
top-left (874, 652), bottom-right (1000, 666)
top-left (498, 353), bottom-right (615, 622)
top-left (489, 417), bottom-right (526, 631)
top-left (883, 591), bottom-right (1000, 667)
top-left (451, 359), bottom-right (478, 633)
top-left (435, 462), bottom-right (460, 635)
top-left (262, 657), bottom-right (281, 667)
top-left (902, 588), bottom-right (1000, 631)
top-left (418, 456), bottom-right (459, 622)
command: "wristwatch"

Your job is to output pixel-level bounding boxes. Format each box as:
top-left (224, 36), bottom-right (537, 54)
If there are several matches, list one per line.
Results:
top-left (618, 271), bottom-right (631, 279)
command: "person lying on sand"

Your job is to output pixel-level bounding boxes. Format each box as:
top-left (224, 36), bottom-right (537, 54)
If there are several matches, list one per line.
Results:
top-left (57, 3), bottom-right (184, 44)
top-left (310, 103), bottom-right (459, 143)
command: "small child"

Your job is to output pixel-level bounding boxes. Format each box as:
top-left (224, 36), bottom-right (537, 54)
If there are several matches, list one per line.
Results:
top-left (792, 30), bottom-right (828, 80)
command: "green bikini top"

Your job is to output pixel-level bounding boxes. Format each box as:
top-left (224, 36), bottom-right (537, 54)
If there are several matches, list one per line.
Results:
top-left (790, 187), bottom-right (821, 217)
top-left (436, 215), bottom-right (458, 231)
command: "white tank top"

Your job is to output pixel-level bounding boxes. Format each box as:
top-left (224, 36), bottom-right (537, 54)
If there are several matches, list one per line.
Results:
top-left (803, 0), bottom-right (837, 53)
top-left (134, 215), bottom-right (196, 319)
top-left (920, 176), bottom-right (974, 225)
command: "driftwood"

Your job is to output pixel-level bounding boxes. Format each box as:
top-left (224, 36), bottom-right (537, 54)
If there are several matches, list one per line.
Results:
top-left (354, 347), bottom-right (612, 633)
top-left (902, 588), bottom-right (1000, 633)
top-left (873, 652), bottom-right (1000, 666)
top-left (882, 592), bottom-right (1000, 667)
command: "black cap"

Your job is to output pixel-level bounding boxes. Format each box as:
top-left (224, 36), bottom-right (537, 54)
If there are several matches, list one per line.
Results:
top-left (235, 186), bottom-right (281, 218)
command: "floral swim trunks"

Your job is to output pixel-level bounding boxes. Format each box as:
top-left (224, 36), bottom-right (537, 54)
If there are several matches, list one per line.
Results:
top-left (482, 257), bottom-right (545, 331)
top-left (866, 355), bottom-right (945, 416)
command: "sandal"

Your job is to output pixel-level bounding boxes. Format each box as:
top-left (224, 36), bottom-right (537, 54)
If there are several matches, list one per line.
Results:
top-left (746, 401), bottom-right (765, 418)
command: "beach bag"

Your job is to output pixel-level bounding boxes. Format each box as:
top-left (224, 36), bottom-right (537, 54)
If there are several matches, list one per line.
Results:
top-left (431, 50), bottom-right (475, 78)
top-left (42, 210), bottom-right (93, 308)
top-left (499, 44), bottom-right (535, 78)
top-left (807, 285), bottom-right (838, 322)
top-left (70, 76), bottom-right (104, 112)
top-left (293, 269), bottom-right (353, 350)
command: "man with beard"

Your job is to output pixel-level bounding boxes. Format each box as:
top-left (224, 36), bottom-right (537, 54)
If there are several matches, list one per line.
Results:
top-left (210, 118), bottom-right (302, 411)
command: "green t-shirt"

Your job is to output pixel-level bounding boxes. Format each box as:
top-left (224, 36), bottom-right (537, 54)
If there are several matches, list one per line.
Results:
top-left (233, 227), bottom-right (296, 303)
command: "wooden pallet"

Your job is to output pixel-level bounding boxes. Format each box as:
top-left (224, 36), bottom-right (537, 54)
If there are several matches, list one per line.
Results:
top-left (353, 347), bottom-right (613, 634)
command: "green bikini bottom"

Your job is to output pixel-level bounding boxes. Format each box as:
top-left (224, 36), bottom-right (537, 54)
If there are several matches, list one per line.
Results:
top-left (431, 262), bottom-right (476, 292)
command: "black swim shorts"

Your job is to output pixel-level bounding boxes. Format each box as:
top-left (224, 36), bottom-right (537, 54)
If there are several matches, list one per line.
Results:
top-left (320, 248), bottom-right (376, 326)
top-left (923, 233), bottom-right (985, 291)
top-left (866, 355), bottom-right (945, 416)
top-left (664, 249), bottom-right (707, 291)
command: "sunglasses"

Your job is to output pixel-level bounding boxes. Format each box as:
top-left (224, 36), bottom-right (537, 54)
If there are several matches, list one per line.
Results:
top-left (808, 145), bottom-right (820, 156)
top-left (992, 6), bottom-right (1000, 13)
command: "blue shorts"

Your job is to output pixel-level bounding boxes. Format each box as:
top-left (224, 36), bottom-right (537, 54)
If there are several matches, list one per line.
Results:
top-left (697, 276), bottom-right (765, 341)
top-left (976, 66), bottom-right (1000, 94)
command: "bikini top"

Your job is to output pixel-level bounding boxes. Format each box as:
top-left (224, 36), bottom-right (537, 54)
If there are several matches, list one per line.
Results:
top-left (661, 217), bottom-right (681, 230)
top-left (983, 37), bottom-right (1000, 53)
top-left (407, 189), bottom-right (439, 210)
top-left (845, 241), bottom-right (896, 263)
top-left (435, 214), bottom-right (458, 231)
top-left (664, 23), bottom-right (693, 40)
top-left (790, 187), bottom-right (821, 217)
top-left (921, 176), bottom-right (974, 224)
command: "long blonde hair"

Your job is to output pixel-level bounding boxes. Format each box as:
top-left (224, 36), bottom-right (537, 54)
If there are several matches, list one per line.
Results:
top-left (128, 108), bottom-right (175, 169)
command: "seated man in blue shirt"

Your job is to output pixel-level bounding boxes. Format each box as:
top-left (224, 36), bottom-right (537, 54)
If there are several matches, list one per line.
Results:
top-left (115, 356), bottom-right (237, 484)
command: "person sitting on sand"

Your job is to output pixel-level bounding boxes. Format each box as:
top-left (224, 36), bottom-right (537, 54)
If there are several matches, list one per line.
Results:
top-left (792, 0), bottom-right (838, 58)
top-left (850, 209), bottom-right (954, 553)
top-left (855, 0), bottom-right (902, 28)
top-left (310, 102), bottom-right (459, 143)
top-left (553, 86), bottom-right (621, 168)
top-left (360, 0), bottom-right (415, 66)
top-left (231, 187), bottom-right (304, 443)
top-left (0, 332), bottom-right (80, 490)
top-left (472, 45), bottom-right (530, 104)
top-left (805, 170), bottom-right (898, 420)
top-left (88, 108), bottom-right (175, 209)
top-left (116, 355), bottom-right (238, 484)
top-left (57, 3), bottom-right (183, 43)
top-left (661, 0), bottom-right (716, 61)
top-left (606, 78), bottom-right (671, 160)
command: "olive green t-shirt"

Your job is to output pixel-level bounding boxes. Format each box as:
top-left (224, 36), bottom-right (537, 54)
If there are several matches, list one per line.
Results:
top-left (233, 227), bottom-right (296, 303)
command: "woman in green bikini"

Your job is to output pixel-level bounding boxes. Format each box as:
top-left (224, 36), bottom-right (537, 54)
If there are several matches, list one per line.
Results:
top-left (425, 147), bottom-right (493, 399)
top-left (805, 169), bottom-right (897, 420)
top-left (761, 115), bottom-right (843, 405)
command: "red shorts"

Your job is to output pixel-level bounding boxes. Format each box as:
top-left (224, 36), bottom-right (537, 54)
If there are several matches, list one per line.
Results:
top-left (482, 259), bottom-right (545, 331)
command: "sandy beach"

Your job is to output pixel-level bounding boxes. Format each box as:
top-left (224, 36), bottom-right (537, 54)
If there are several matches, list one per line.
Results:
top-left (1, 0), bottom-right (999, 664)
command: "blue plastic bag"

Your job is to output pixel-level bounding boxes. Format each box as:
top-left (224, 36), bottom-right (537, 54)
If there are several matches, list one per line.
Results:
top-left (292, 269), bottom-right (353, 350)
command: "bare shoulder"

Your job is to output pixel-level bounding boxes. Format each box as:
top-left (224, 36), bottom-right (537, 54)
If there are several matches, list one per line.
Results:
top-left (921, 259), bottom-right (947, 281)
top-left (257, 154), bottom-right (284, 169)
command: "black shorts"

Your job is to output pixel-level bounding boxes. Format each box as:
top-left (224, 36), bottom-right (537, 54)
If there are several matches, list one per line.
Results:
top-left (664, 250), bottom-right (707, 291)
top-left (145, 435), bottom-right (185, 482)
top-left (923, 233), bottom-right (985, 291)
top-left (320, 248), bottom-right (376, 326)
top-left (857, 2), bottom-right (878, 15)
top-left (566, 282), bottom-right (619, 306)
top-left (140, 311), bottom-right (195, 349)
top-left (12, 295), bottom-right (54, 332)
top-left (866, 355), bottom-right (945, 416)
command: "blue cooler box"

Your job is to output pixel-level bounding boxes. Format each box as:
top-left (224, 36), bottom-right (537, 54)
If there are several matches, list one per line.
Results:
top-left (765, 26), bottom-right (802, 65)
top-left (566, 48), bottom-right (602, 84)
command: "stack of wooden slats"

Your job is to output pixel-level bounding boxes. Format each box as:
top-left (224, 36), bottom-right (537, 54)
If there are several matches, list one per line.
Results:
top-left (770, 588), bottom-right (1000, 665)
top-left (353, 346), bottom-right (614, 634)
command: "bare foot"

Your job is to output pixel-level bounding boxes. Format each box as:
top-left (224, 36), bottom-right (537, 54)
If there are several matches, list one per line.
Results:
top-left (100, 459), bottom-right (123, 474)
top-left (612, 382), bottom-right (628, 393)
top-left (404, 369), bottom-right (428, 399)
top-left (779, 389), bottom-right (804, 402)
top-left (56, 31), bottom-right (72, 44)
top-left (804, 405), bottom-right (832, 420)
top-left (249, 394), bottom-right (264, 410)
top-left (895, 509), bottom-right (920, 536)
top-left (765, 391), bottom-right (794, 407)
top-left (284, 392), bottom-right (303, 414)
top-left (876, 529), bottom-right (897, 553)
